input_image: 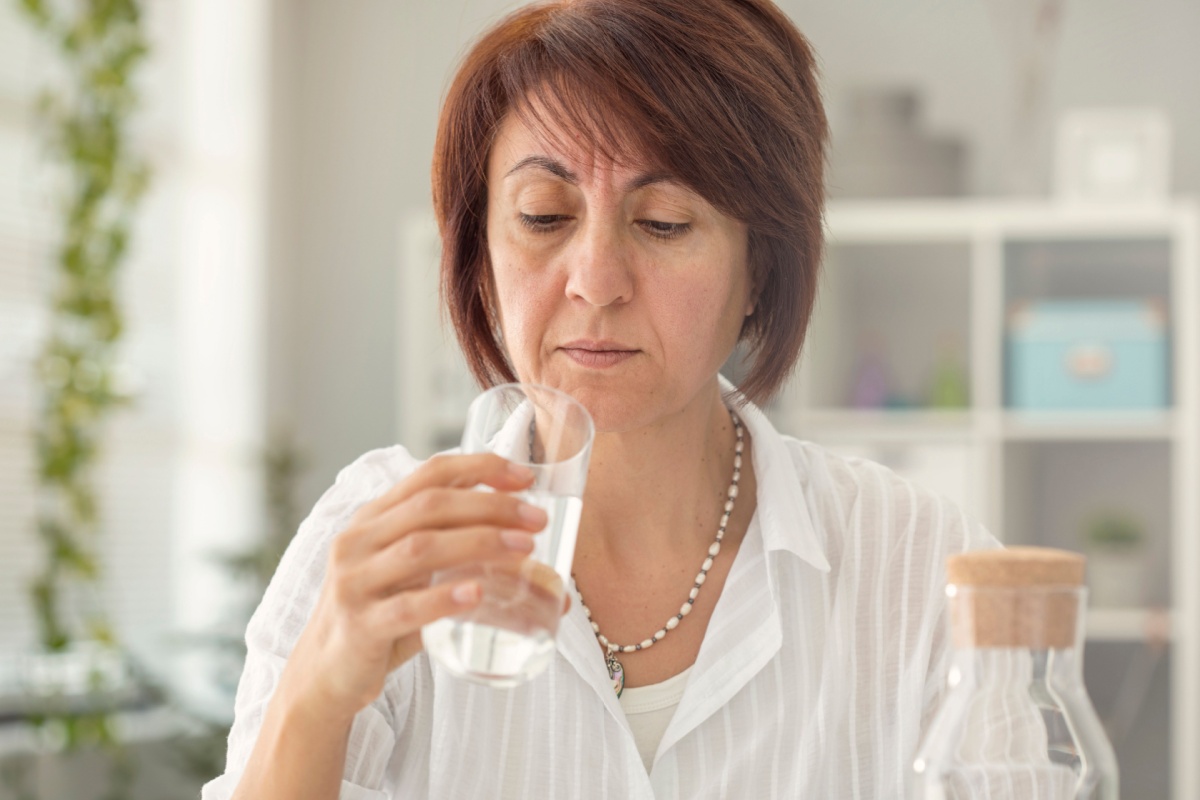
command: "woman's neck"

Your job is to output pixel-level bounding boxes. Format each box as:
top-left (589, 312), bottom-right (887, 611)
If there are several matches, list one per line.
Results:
top-left (576, 382), bottom-right (741, 572)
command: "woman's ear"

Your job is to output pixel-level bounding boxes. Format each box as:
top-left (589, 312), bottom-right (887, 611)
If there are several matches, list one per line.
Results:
top-left (745, 274), bottom-right (761, 317)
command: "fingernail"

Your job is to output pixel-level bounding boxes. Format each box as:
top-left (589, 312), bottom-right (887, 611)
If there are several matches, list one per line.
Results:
top-left (452, 583), bottom-right (480, 604)
top-left (501, 530), bottom-right (535, 552)
top-left (507, 462), bottom-right (534, 482)
top-left (518, 502), bottom-right (548, 527)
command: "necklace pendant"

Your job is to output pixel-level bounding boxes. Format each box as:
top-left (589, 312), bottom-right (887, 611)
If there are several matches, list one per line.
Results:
top-left (606, 651), bottom-right (625, 698)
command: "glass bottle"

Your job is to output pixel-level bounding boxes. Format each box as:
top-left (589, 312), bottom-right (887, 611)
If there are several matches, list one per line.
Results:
top-left (912, 546), bottom-right (1119, 799)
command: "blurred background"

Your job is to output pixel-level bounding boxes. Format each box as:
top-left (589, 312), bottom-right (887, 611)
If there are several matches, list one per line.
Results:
top-left (1, 0), bottom-right (1197, 797)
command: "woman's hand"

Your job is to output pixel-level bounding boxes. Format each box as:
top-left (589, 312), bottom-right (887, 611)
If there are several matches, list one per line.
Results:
top-left (283, 453), bottom-right (552, 718)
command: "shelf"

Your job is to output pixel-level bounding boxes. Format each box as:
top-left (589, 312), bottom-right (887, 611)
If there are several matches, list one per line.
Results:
top-left (1001, 410), bottom-right (1177, 441)
top-left (795, 408), bottom-right (974, 442)
top-left (1087, 607), bottom-right (1173, 643)
top-left (793, 408), bottom-right (1178, 443)
top-left (824, 198), bottom-right (1196, 242)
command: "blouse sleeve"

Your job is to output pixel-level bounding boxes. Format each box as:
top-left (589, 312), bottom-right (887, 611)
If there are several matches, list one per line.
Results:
top-left (201, 446), bottom-right (420, 800)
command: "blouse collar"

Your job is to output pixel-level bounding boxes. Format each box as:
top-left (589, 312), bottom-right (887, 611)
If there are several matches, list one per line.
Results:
top-left (721, 374), bottom-right (831, 574)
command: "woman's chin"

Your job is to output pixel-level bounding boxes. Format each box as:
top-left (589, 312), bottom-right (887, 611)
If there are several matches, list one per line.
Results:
top-left (536, 381), bottom-right (651, 434)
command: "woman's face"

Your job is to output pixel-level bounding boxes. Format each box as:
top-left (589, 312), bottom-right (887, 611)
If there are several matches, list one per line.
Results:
top-left (484, 109), bottom-right (754, 432)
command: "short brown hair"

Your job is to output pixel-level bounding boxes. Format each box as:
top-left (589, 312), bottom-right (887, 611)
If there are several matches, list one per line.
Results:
top-left (432, 0), bottom-right (828, 404)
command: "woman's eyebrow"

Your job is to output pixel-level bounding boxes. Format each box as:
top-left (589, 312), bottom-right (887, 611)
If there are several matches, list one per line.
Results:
top-left (506, 155), bottom-right (678, 192)
top-left (506, 155), bottom-right (577, 183)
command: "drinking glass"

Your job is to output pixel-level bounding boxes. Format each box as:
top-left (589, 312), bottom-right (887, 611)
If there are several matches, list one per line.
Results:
top-left (421, 383), bottom-right (594, 687)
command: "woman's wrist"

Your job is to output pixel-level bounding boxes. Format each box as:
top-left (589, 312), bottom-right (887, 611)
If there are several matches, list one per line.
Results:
top-left (277, 657), bottom-right (361, 730)
top-left (231, 658), bottom-right (358, 800)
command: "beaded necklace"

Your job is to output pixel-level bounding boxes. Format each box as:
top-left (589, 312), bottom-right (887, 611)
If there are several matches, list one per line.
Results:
top-left (572, 411), bottom-right (743, 697)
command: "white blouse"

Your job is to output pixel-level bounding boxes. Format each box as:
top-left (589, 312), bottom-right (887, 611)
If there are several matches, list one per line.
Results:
top-left (202, 394), bottom-right (998, 800)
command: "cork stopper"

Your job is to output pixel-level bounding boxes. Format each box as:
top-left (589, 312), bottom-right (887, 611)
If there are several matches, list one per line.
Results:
top-left (946, 547), bottom-right (1086, 649)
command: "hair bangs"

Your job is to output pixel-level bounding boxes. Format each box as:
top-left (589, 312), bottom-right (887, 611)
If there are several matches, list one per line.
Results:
top-left (498, 46), bottom-right (672, 179)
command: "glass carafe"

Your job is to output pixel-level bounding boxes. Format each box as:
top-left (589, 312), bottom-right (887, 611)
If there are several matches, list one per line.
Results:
top-left (911, 547), bottom-right (1119, 799)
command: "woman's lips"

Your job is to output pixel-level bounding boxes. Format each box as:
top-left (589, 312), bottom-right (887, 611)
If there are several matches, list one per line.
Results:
top-left (560, 347), bottom-right (638, 368)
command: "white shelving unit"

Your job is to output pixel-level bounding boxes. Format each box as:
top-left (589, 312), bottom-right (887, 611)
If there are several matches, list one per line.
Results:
top-left (772, 198), bottom-right (1199, 800)
top-left (398, 199), bottom-right (1200, 797)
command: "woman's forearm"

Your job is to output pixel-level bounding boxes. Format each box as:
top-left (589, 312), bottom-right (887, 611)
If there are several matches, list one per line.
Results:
top-left (230, 670), bottom-right (357, 800)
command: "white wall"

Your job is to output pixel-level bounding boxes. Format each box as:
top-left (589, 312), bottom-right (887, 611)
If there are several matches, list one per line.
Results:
top-left (269, 0), bottom-right (1200, 511)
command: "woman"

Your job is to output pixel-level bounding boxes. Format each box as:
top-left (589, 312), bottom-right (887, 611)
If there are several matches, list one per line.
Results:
top-left (205, 1), bottom-right (995, 798)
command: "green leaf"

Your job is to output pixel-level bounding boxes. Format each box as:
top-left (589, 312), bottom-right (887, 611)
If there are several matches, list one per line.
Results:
top-left (17, 0), bottom-right (52, 28)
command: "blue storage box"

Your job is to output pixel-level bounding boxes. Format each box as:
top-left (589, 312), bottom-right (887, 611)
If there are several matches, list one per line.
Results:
top-left (1006, 300), bottom-right (1169, 410)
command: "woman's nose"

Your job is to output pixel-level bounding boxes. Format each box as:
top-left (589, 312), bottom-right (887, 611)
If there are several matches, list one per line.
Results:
top-left (563, 219), bottom-right (634, 307)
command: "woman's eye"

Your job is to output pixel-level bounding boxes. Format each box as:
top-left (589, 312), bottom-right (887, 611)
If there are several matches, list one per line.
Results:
top-left (519, 213), bottom-right (570, 231)
top-left (640, 220), bottom-right (691, 240)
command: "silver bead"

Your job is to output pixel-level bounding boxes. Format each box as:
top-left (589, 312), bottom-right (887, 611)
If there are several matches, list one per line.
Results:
top-left (702, 556), bottom-right (713, 572)
top-left (680, 603), bottom-right (692, 616)
top-left (666, 616), bottom-right (680, 630)
top-left (709, 541), bottom-right (721, 557)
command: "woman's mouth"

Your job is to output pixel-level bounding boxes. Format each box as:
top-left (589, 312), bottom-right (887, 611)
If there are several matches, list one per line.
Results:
top-left (559, 340), bottom-right (639, 368)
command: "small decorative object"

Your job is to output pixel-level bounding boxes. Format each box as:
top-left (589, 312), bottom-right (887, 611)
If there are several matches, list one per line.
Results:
top-left (1081, 510), bottom-right (1146, 608)
top-left (826, 86), bottom-right (967, 198)
top-left (1054, 108), bottom-right (1172, 204)
top-left (850, 334), bottom-right (891, 409)
top-left (927, 336), bottom-right (970, 409)
top-left (884, 393), bottom-right (918, 410)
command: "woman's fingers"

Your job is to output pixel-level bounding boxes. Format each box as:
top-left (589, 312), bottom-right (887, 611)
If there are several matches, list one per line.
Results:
top-left (356, 526), bottom-right (536, 597)
top-left (366, 578), bottom-right (482, 642)
top-left (360, 487), bottom-right (547, 554)
top-left (359, 453), bottom-right (534, 520)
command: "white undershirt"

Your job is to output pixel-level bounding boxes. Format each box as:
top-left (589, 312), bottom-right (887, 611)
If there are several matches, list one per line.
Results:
top-left (618, 666), bottom-right (693, 772)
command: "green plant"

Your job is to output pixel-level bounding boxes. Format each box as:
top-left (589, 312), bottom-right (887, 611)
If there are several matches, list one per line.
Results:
top-left (14, 0), bottom-right (151, 794)
top-left (1082, 511), bottom-right (1145, 551)
top-left (217, 426), bottom-right (311, 593)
